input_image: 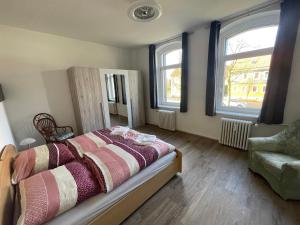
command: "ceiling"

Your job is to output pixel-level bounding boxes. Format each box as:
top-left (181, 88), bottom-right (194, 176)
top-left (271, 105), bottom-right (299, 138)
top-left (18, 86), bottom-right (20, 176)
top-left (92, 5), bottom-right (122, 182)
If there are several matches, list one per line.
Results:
top-left (0, 0), bottom-right (271, 47)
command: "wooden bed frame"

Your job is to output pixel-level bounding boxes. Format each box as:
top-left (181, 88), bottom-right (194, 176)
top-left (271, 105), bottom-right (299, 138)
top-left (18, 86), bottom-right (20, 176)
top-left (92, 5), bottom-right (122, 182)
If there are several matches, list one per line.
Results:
top-left (0, 145), bottom-right (182, 225)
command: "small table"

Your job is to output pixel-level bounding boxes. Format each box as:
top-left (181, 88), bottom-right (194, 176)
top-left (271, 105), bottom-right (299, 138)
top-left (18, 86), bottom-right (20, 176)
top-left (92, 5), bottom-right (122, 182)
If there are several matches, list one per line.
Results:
top-left (19, 138), bottom-right (36, 149)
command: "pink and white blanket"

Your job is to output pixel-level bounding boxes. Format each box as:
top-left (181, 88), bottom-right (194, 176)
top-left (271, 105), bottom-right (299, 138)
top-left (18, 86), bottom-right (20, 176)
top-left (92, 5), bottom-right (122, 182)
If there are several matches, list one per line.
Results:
top-left (82, 128), bottom-right (176, 192)
top-left (17, 161), bottom-right (100, 225)
top-left (12, 143), bottom-right (75, 184)
top-left (68, 127), bottom-right (175, 160)
top-left (66, 130), bottom-right (113, 158)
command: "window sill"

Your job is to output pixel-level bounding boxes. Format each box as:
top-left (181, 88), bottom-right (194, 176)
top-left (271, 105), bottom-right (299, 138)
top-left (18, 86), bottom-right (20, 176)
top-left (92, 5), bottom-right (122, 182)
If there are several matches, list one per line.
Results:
top-left (157, 105), bottom-right (180, 110)
top-left (216, 110), bottom-right (259, 121)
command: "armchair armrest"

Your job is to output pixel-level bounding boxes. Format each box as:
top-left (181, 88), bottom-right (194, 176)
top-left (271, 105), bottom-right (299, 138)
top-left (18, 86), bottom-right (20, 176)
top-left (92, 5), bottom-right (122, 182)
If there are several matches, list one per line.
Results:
top-left (248, 136), bottom-right (283, 152)
top-left (53, 126), bottom-right (74, 142)
top-left (282, 161), bottom-right (300, 184)
top-left (282, 161), bottom-right (300, 172)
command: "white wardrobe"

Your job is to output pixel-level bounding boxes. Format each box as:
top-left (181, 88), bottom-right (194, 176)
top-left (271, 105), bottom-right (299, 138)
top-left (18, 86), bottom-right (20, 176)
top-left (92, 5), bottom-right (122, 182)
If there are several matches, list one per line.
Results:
top-left (99, 69), bottom-right (145, 129)
top-left (67, 67), bottom-right (145, 134)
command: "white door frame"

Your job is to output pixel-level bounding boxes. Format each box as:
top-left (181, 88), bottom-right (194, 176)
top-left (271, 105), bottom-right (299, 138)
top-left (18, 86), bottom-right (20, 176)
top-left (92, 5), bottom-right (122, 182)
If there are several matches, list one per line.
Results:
top-left (99, 69), bottom-right (133, 128)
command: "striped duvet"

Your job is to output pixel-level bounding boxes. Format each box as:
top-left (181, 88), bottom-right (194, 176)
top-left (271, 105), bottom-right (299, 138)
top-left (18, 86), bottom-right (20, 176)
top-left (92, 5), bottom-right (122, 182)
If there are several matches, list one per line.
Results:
top-left (17, 161), bottom-right (100, 225)
top-left (66, 130), bottom-right (113, 158)
top-left (67, 127), bottom-right (175, 160)
top-left (12, 143), bottom-right (75, 184)
top-left (81, 128), bottom-right (176, 192)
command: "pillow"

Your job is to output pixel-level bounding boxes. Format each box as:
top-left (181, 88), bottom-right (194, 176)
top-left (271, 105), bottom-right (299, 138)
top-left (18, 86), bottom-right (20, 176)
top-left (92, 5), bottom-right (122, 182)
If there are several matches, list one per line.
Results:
top-left (12, 142), bottom-right (75, 184)
top-left (17, 161), bottom-right (100, 225)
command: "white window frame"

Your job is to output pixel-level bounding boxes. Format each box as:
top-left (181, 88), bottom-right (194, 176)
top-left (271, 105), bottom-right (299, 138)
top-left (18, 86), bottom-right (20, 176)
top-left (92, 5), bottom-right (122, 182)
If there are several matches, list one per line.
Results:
top-left (156, 40), bottom-right (182, 108)
top-left (216, 10), bottom-right (280, 117)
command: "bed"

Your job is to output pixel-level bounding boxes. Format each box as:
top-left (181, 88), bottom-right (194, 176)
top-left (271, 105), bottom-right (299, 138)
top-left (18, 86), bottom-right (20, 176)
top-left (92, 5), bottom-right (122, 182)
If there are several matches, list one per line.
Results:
top-left (0, 131), bottom-right (182, 225)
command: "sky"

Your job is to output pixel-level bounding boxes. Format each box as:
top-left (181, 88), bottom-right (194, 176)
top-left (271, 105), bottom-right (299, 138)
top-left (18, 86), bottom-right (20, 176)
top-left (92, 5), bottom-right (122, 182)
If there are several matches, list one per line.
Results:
top-left (226, 26), bottom-right (278, 55)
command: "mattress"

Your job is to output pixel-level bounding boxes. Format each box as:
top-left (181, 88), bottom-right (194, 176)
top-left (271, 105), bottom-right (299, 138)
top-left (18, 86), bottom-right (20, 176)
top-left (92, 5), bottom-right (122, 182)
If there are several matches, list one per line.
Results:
top-left (45, 151), bottom-right (177, 225)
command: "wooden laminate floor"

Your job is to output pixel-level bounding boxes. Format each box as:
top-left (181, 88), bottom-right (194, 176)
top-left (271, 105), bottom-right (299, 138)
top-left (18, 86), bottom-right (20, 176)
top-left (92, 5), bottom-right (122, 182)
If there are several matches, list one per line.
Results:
top-left (122, 125), bottom-right (300, 225)
top-left (110, 114), bottom-right (128, 127)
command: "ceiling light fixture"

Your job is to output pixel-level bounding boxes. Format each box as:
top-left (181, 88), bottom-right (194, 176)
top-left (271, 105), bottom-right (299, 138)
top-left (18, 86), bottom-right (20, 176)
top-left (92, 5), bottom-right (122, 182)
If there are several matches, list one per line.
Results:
top-left (128, 0), bottom-right (162, 22)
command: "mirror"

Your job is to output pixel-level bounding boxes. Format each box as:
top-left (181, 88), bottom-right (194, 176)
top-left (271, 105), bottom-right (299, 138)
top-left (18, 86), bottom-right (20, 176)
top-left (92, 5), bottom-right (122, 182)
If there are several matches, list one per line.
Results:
top-left (104, 74), bottom-right (129, 127)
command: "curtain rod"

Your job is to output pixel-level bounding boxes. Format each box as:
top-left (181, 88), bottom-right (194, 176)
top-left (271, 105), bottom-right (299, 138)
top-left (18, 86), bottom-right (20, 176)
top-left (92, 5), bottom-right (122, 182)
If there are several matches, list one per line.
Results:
top-left (219, 0), bottom-right (282, 24)
top-left (189, 0), bottom-right (282, 31)
top-left (155, 34), bottom-right (184, 46)
top-left (154, 0), bottom-right (282, 46)
top-left (155, 30), bottom-right (197, 46)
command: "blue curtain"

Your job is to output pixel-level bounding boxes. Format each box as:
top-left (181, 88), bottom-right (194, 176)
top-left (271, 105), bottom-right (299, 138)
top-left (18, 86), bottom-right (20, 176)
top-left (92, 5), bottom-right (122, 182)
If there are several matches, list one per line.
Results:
top-left (120, 75), bottom-right (127, 105)
top-left (105, 75), bottom-right (112, 102)
top-left (205, 21), bottom-right (221, 116)
top-left (113, 75), bottom-right (119, 103)
top-left (180, 32), bottom-right (189, 112)
top-left (149, 44), bottom-right (158, 109)
top-left (0, 84), bottom-right (4, 102)
top-left (259, 0), bottom-right (300, 124)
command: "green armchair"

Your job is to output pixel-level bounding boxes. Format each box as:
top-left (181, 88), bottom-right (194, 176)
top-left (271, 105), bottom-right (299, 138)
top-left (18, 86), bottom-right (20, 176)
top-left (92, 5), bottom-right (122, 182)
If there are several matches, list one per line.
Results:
top-left (248, 119), bottom-right (300, 200)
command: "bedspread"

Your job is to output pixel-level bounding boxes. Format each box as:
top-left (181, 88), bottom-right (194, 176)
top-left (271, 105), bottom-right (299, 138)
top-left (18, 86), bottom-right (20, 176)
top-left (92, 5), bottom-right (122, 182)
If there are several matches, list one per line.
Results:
top-left (84, 139), bottom-right (175, 193)
top-left (66, 130), bottom-right (113, 158)
top-left (72, 127), bottom-right (175, 159)
top-left (12, 143), bottom-right (75, 184)
top-left (17, 161), bottom-right (100, 225)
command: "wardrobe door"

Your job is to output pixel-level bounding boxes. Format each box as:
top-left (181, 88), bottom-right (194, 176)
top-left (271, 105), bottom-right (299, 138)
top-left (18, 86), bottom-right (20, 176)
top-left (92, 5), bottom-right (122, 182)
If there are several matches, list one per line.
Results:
top-left (88, 68), bottom-right (104, 131)
top-left (127, 70), bottom-right (145, 128)
top-left (68, 67), bottom-right (104, 134)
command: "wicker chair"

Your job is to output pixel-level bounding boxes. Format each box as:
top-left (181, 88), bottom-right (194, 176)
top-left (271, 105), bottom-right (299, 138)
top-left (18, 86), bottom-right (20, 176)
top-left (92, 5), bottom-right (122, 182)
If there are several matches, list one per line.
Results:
top-left (33, 113), bottom-right (74, 143)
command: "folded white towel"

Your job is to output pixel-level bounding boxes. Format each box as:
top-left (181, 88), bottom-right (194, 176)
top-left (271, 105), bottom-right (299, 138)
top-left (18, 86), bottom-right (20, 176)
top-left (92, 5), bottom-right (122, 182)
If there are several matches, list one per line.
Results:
top-left (137, 134), bottom-right (156, 142)
top-left (110, 126), bottom-right (129, 136)
top-left (135, 134), bottom-right (157, 145)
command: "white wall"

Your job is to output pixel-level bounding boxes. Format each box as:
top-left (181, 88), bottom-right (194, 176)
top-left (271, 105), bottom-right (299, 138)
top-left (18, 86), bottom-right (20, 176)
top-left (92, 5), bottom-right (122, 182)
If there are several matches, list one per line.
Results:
top-left (42, 70), bottom-right (76, 134)
top-left (0, 25), bottom-right (131, 148)
top-left (1, 20), bottom-right (299, 148)
top-left (130, 24), bottom-right (300, 140)
top-left (0, 102), bottom-right (15, 150)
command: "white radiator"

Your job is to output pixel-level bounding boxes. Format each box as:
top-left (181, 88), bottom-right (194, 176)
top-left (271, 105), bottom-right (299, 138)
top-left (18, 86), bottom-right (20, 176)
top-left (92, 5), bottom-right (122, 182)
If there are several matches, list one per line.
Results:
top-left (219, 118), bottom-right (252, 150)
top-left (158, 110), bottom-right (176, 131)
top-left (108, 102), bottom-right (118, 115)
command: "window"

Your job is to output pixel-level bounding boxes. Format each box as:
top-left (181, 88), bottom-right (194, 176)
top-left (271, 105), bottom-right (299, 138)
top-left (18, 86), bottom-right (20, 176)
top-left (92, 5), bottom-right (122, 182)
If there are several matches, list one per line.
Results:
top-left (216, 11), bottom-right (279, 116)
top-left (105, 74), bottom-right (115, 102)
top-left (252, 85), bottom-right (258, 93)
top-left (156, 41), bottom-right (182, 108)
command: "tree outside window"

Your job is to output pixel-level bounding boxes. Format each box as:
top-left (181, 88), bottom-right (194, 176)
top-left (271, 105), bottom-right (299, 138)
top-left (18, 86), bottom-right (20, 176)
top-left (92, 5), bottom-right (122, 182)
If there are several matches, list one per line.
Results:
top-left (216, 12), bottom-right (279, 116)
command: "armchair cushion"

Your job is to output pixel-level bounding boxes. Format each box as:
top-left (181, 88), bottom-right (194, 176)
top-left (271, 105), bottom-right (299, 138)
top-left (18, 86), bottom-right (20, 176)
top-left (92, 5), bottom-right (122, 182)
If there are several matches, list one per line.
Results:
top-left (253, 151), bottom-right (298, 178)
top-left (55, 132), bottom-right (74, 142)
